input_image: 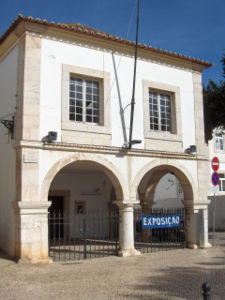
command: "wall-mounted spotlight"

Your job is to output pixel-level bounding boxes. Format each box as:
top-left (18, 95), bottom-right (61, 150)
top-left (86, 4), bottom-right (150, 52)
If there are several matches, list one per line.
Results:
top-left (0, 116), bottom-right (15, 138)
top-left (42, 131), bottom-right (57, 143)
top-left (185, 145), bottom-right (197, 154)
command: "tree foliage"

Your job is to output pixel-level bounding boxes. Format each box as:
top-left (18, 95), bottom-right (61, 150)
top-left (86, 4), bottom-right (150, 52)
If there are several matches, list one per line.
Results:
top-left (203, 53), bottom-right (225, 142)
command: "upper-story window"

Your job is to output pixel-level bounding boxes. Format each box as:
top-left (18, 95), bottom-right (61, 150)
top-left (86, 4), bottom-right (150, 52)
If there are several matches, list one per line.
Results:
top-left (62, 65), bottom-right (111, 142)
top-left (69, 77), bottom-right (100, 124)
top-left (214, 132), bottom-right (224, 151)
top-left (219, 173), bottom-right (225, 191)
top-left (149, 91), bottom-right (171, 132)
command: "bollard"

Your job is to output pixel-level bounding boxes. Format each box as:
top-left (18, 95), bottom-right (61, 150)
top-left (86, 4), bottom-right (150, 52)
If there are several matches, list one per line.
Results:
top-left (202, 282), bottom-right (211, 300)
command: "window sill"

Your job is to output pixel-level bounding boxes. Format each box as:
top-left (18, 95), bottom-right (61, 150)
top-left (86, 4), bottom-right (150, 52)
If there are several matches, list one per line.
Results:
top-left (144, 131), bottom-right (182, 143)
top-left (144, 131), bottom-right (183, 152)
top-left (214, 149), bottom-right (225, 154)
top-left (62, 121), bottom-right (111, 135)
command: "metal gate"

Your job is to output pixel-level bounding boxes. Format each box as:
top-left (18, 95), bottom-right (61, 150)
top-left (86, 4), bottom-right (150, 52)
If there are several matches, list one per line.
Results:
top-left (48, 211), bottom-right (119, 261)
top-left (134, 207), bottom-right (185, 253)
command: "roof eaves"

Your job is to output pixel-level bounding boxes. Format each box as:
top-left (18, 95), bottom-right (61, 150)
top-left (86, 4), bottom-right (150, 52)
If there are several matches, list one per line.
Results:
top-left (0, 14), bottom-right (213, 68)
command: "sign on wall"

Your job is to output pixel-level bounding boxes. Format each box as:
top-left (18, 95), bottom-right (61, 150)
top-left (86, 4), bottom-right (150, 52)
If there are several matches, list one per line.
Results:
top-left (141, 214), bottom-right (181, 229)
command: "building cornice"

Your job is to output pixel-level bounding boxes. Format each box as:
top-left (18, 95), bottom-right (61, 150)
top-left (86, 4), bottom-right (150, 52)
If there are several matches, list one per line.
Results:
top-left (14, 140), bottom-right (209, 161)
top-left (0, 15), bottom-right (212, 72)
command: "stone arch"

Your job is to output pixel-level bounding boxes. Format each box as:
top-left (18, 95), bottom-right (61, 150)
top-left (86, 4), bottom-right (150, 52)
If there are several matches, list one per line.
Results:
top-left (40, 153), bottom-right (128, 202)
top-left (131, 159), bottom-right (197, 207)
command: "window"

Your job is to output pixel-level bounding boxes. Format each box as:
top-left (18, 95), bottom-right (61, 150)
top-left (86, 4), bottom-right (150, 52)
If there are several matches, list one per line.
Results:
top-left (69, 77), bottom-right (100, 124)
top-left (149, 91), bottom-right (171, 132)
top-left (142, 80), bottom-right (183, 151)
top-left (215, 132), bottom-right (224, 151)
top-left (62, 65), bottom-right (111, 140)
top-left (219, 174), bottom-right (225, 192)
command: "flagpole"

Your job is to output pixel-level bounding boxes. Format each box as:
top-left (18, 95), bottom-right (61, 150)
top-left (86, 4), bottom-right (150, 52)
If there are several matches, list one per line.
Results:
top-left (128, 0), bottom-right (140, 149)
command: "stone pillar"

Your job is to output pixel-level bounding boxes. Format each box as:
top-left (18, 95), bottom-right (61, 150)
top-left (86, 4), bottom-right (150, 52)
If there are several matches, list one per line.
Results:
top-left (185, 206), bottom-right (198, 249)
top-left (13, 201), bottom-right (52, 263)
top-left (199, 208), bottom-right (211, 248)
top-left (115, 202), bottom-right (141, 257)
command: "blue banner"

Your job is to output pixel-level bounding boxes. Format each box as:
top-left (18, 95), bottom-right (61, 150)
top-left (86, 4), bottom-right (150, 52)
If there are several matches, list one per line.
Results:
top-left (141, 214), bottom-right (181, 229)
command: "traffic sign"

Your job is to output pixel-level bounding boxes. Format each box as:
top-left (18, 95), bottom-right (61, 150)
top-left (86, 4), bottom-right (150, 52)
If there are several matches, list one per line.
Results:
top-left (211, 156), bottom-right (220, 171)
top-left (211, 172), bottom-right (219, 186)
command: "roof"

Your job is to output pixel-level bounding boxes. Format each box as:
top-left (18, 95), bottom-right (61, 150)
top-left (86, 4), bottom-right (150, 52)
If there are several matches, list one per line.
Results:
top-left (0, 14), bottom-right (212, 68)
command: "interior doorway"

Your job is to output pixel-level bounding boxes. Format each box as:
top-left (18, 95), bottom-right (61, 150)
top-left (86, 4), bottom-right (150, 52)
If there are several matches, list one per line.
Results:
top-left (48, 195), bottom-right (64, 239)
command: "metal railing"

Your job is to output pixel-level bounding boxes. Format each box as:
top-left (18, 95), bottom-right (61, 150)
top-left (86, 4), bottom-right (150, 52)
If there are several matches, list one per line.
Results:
top-left (48, 210), bottom-right (119, 261)
top-left (134, 207), bottom-right (185, 253)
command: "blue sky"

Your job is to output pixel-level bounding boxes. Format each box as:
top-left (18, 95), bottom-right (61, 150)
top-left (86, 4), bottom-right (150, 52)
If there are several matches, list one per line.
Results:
top-left (0, 0), bottom-right (224, 86)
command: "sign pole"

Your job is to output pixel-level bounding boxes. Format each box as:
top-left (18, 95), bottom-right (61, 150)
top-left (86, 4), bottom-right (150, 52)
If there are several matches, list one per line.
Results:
top-left (213, 192), bottom-right (217, 246)
top-left (213, 193), bottom-right (216, 247)
top-left (211, 157), bottom-right (220, 247)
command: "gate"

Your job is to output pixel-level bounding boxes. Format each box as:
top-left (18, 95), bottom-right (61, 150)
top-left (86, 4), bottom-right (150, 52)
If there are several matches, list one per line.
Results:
top-left (134, 207), bottom-right (185, 253)
top-left (48, 211), bottom-right (119, 261)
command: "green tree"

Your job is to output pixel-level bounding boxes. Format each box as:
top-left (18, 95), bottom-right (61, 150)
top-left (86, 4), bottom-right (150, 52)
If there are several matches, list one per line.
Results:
top-left (204, 53), bottom-right (225, 142)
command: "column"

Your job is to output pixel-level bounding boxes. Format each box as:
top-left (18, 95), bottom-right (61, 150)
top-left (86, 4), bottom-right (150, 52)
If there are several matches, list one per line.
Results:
top-left (13, 201), bottom-right (52, 263)
top-left (199, 208), bottom-right (211, 248)
top-left (115, 202), bottom-right (141, 257)
top-left (185, 206), bottom-right (198, 249)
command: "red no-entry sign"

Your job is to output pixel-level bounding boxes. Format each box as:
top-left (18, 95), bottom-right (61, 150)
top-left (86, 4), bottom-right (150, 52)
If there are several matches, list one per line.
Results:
top-left (211, 156), bottom-right (220, 172)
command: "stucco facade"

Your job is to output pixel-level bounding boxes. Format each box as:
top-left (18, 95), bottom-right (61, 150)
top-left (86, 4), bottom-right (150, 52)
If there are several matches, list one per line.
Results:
top-left (208, 130), bottom-right (225, 230)
top-left (0, 15), bottom-right (212, 262)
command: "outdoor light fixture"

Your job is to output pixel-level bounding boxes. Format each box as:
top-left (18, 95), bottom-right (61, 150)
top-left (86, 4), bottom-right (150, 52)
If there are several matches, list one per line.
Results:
top-left (122, 139), bottom-right (142, 149)
top-left (185, 145), bottom-right (197, 154)
top-left (43, 131), bottom-right (57, 143)
top-left (0, 116), bottom-right (14, 138)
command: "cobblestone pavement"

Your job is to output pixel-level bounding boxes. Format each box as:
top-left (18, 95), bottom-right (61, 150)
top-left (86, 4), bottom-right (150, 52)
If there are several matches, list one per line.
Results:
top-left (0, 233), bottom-right (224, 300)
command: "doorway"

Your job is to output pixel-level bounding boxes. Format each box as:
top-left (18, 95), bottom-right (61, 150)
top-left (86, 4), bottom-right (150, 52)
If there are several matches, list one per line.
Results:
top-left (48, 195), bottom-right (64, 239)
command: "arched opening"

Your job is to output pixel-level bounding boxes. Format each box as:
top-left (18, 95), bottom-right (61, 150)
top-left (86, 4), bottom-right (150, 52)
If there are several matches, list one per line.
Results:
top-left (45, 159), bottom-right (125, 261)
top-left (132, 163), bottom-right (196, 253)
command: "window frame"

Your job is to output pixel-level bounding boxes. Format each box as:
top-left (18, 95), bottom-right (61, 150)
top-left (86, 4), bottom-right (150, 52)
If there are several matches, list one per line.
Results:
top-left (149, 90), bottom-right (172, 133)
top-left (69, 76), bottom-right (101, 124)
top-left (143, 80), bottom-right (182, 144)
top-left (214, 131), bottom-right (224, 152)
top-left (62, 64), bottom-right (111, 135)
top-left (218, 173), bottom-right (225, 192)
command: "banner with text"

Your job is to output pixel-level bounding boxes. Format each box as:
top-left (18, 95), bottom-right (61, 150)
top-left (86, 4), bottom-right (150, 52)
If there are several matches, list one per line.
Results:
top-left (141, 214), bottom-right (181, 229)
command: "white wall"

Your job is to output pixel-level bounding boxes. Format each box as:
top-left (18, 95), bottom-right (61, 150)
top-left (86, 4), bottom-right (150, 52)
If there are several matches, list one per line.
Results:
top-left (49, 170), bottom-right (114, 237)
top-left (0, 45), bottom-right (18, 256)
top-left (40, 38), bottom-right (196, 150)
top-left (208, 195), bottom-right (225, 230)
top-left (154, 174), bottom-right (184, 208)
top-left (208, 135), bottom-right (225, 230)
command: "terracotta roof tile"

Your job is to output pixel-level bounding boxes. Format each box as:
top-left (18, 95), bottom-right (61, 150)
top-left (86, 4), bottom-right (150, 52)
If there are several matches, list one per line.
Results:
top-left (0, 14), bottom-right (212, 68)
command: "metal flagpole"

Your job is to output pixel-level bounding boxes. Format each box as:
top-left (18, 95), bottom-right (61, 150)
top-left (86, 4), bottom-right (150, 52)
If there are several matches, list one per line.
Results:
top-left (128, 0), bottom-right (140, 149)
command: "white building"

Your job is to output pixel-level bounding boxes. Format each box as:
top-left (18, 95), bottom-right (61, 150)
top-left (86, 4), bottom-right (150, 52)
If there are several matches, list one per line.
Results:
top-left (0, 15), bottom-right (212, 263)
top-left (208, 130), bottom-right (225, 230)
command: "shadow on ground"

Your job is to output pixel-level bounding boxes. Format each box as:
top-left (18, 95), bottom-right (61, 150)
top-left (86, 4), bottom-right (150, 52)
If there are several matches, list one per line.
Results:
top-left (122, 262), bottom-right (225, 299)
top-left (122, 236), bottom-right (225, 300)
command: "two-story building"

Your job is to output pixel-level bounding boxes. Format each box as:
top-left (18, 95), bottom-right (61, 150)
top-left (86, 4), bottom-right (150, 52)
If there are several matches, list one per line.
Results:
top-left (0, 15), bottom-right (212, 263)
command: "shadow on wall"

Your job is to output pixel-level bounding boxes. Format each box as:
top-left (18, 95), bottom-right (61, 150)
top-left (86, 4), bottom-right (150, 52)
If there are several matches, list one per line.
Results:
top-left (208, 195), bottom-right (225, 231)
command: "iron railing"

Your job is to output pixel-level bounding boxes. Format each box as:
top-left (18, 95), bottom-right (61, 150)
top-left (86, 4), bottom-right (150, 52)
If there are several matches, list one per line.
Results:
top-left (48, 210), bottom-right (119, 261)
top-left (134, 207), bottom-right (185, 253)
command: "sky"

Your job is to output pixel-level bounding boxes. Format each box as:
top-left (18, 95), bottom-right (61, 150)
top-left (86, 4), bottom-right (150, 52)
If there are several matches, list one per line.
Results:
top-left (0, 0), bottom-right (224, 86)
